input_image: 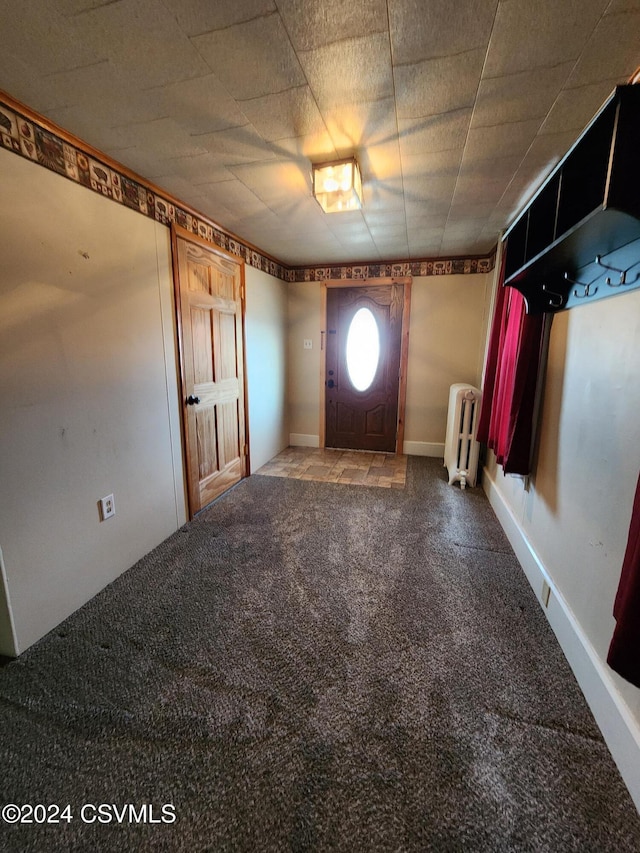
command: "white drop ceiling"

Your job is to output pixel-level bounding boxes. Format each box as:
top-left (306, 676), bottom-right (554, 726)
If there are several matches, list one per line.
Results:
top-left (0, 0), bottom-right (638, 265)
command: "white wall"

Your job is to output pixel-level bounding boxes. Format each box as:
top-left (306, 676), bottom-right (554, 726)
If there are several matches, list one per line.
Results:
top-left (403, 273), bottom-right (492, 455)
top-left (287, 274), bottom-right (492, 452)
top-left (288, 281), bottom-right (324, 446)
top-left (483, 288), bottom-right (640, 808)
top-left (0, 148), bottom-right (186, 655)
top-left (244, 266), bottom-right (289, 470)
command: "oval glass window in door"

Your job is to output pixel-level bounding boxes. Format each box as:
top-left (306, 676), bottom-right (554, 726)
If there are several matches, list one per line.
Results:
top-left (345, 307), bottom-right (380, 392)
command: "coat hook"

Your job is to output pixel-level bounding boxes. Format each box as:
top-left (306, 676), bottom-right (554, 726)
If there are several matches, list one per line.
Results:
top-left (564, 272), bottom-right (597, 299)
top-left (595, 254), bottom-right (627, 286)
top-left (542, 283), bottom-right (565, 308)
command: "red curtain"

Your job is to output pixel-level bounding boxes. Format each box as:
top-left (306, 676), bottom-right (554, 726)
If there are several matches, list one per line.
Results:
top-left (607, 471), bottom-right (640, 688)
top-left (477, 249), bottom-right (546, 475)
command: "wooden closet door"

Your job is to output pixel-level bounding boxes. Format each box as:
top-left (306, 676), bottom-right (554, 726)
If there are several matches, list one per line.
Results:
top-left (172, 225), bottom-right (247, 516)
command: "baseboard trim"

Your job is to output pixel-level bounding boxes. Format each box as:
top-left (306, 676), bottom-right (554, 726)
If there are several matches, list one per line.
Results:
top-left (289, 433), bottom-right (320, 448)
top-left (482, 465), bottom-right (640, 811)
top-left (0, 545), bottom-right (19, 657)
top-left (403, 441), bottom-right (445, 457)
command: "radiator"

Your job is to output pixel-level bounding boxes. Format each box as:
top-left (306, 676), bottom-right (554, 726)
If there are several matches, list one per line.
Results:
top-left (444, 383), bottom-right (482, 489)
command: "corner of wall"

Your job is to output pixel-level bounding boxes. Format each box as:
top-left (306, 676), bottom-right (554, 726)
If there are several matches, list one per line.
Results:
top-left (290, 434), bottom-right (320, 448)
top-left (482, 464), bottom-right (640, 812)
top-left (0, 546), bottom-right (19, 658)
top-left (403, 441), bottom-right (444, 457)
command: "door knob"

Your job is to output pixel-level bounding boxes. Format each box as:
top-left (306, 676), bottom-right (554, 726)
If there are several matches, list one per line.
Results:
top-left (326, 379), bottom-right (335, 389)
top-left (186, 395), bottom-right (200, 406)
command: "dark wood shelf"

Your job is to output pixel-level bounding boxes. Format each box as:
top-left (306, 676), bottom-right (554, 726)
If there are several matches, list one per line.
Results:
top-left (503, 84), bottom-right (640, 314)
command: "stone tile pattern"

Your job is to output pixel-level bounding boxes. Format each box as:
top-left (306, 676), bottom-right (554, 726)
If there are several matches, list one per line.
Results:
top-left (256, 447), bottom-right (407, 490)
top-left (0, 96), bottom-right (495, 283)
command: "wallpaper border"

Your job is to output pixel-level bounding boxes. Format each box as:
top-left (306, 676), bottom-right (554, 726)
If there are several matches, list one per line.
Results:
top-left (0, 93), bottom-right (495, 282)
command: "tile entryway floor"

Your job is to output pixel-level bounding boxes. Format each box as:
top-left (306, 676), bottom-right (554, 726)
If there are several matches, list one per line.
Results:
top-left (255, 446), bottom-right (407, 489)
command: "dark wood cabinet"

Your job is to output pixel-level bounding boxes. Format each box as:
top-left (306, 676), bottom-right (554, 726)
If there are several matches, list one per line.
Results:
top-left (503, 84), bottom-right (640, 314)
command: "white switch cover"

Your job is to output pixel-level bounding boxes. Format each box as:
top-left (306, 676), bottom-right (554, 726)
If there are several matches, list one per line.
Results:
top-left (303, 339), bottom-right (312, 349)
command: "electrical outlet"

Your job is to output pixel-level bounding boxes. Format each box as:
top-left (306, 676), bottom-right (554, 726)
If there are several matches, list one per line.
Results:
top-left (303, 339), bottom-right (312, 350)
top-left (99, 494), bottom-right (115, 521)
top-left (541, 580), bottom-right (551, 608)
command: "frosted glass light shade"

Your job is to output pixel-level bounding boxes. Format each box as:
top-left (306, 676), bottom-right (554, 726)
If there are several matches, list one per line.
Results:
top-left (312, 158), bottom-right (362, 213)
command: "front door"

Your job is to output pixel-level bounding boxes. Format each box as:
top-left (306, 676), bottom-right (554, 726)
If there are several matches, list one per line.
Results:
top-left (172, 225), bottom-right (248, 517)
top-left (325, 283), bottom-right (409, 452)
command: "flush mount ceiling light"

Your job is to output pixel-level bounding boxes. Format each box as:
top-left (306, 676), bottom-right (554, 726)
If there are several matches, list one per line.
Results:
top-left (312, 158), bottom-right (362, 213)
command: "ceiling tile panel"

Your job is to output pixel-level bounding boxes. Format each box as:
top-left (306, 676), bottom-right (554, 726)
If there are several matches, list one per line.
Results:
top-left (359, 139), bottom-right (402, 183)
top-left (400, 147), bottom-right (463, 181)
top-left (462, 119), bottom-right (542, 166)
top-left (193, 188), bottom-right (243, 225)
top-left (159, 153), bottom-right (234, 186)
top-left (272, 196), bottom-right (338, 232)
top-left (407, 235), bottom-right (445, 256)
top-left (563, 11), bottom-right (640, 88)
top-left (389, 0), bottom-right (498, 65)
top-left (191, 124), bottom-right (278, 165)
top-left (299, 34), bottom-right (394, 110)
top-left (495, 177), bottom-right (548, 225)
top-left (31, 61), bottom-right (167, 132)
top-left (404, 195), bottom-right (452, 222)
top-left (373, 237), bottom-right (410, 257)
top-left (447, 237), bottom-right (494, 254)
top-left (335, 236), bottom-right (381, 258)
top-left (397, 110), bottom-right (472, 157)
top-left (274, 133), bottom-right (338, 162)
top-left (276, 0), bottom-right (388, 50)
top-left (370, 226), bottom-right (409, 244)
top-left (538, 80), bottom-right (621, 136)
top-left (237, 86), bottom-right (326, 142)
top-left (483, 0), bottom-right (608, 77)
top-left (442, 222), bottom-right (485, 240)
top-left (2, 0), bottom-right (635, 265)
top-left (192, 12), bottom-right (306, 100)
top-left (457, 155), bottom-right (523, 184)
top-left (470, 63), bottom-right (575, 128)
top-left (322, 99), bottom-right (398, 156)
top-left (448, 198), bottom-right (497, 218)
top-left (450, 174), bottom-right (506, 205)
top-left (154, 174), bottom-right (204, 202)
top-left (110, 117), bottom-right (209, 162)
top-left (365, 211), bottom-right (408, 229)
top-left (605, 0), bottom-right (640, 11)
top-left (71, 0), bottom-right (211, 89)
top-left (405, 212), bottom-right (449, 232)
top-left (145, 74), bottom-right (249, 136)
top-left (515, 129), bottom-right (583, 176)
top-left (54, 0), bottom-right (132, 11)
top-left (204, 179), bottom-right (270, 219)
top-left (440, 235), bottom-right (485, 255)
top-left (362, 179), bottom-right (408, 213)
top-left (229, 160), bottom-right (310, 209)
top-left (404, 174), bottom-right (458, 202)
top-left (0, 0), bottom-right (106, 76)
top-left (395, 49), bottom-right (485, 119)
top-left (163, 0), bottom-right (277, 37)
top-left (325, 217), bottom-right (371, 238)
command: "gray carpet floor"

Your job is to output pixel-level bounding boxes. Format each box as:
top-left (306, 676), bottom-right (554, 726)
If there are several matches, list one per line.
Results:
top-left (1, 456), bottom-right (639, 852)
